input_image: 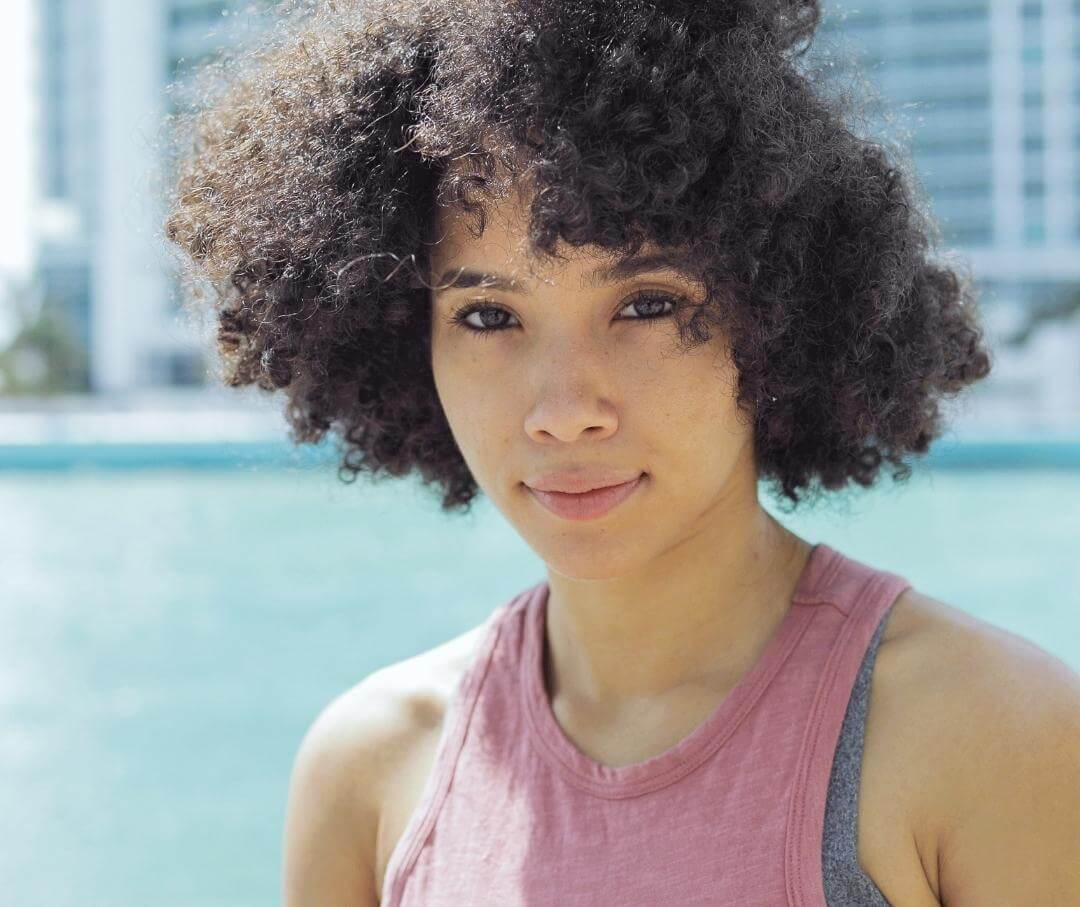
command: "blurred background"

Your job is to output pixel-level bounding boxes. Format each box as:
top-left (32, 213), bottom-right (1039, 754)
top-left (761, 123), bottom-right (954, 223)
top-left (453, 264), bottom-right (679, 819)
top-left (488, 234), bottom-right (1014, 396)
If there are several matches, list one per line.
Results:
top-left (1, 1), bottom-right (1078, 904)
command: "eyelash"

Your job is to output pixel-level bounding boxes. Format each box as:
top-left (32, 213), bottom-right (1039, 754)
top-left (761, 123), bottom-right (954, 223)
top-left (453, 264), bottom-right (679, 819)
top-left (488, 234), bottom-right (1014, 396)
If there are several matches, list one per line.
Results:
top-left (445, 290), bottom-right (686, 337)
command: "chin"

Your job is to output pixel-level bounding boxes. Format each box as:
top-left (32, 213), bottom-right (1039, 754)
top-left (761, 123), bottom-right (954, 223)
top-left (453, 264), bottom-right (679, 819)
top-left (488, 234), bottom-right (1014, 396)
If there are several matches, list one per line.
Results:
top-left (547, 562), bottom-right (636, 583)
top-left (493, 485), bottom-right (651, 575)
top-left (534, 534), bottom-right (647, 582)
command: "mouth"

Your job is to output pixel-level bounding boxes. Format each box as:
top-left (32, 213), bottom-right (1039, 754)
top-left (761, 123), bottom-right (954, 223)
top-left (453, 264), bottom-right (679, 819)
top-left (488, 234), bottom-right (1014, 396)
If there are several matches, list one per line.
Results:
top-left (525, 473), bottom-right (646, 522)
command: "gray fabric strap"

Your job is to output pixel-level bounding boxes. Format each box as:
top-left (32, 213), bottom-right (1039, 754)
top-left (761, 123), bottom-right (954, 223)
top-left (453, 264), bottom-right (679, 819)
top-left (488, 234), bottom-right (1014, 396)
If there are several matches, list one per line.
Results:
top-left (821, 602), bottom-right (896, 906)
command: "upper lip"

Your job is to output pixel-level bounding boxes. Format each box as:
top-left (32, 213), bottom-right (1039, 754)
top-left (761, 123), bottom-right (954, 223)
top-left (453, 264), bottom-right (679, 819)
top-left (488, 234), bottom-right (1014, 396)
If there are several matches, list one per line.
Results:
top-left (524, 467), bottom-right (644, 494)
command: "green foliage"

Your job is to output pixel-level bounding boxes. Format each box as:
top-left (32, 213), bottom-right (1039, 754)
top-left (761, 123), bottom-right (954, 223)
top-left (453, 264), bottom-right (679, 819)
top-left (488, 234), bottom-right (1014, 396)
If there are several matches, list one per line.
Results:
top-left (0, 277), bottom-right (89, 395)
top-left (1003, 283), bottom-right (1080, 348)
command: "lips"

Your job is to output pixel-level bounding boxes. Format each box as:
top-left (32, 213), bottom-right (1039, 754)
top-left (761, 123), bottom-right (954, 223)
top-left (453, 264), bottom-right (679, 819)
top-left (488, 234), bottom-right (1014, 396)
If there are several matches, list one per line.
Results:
top-left (526, 473), bottom-right (646, 521)
top-left (524, 467), bottom-right (645, 494)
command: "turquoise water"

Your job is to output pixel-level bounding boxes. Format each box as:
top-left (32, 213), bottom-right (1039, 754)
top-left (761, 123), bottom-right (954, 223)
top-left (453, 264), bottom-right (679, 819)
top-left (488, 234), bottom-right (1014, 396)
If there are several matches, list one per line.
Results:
top-left (1, 463), bottom-right (1078, 905)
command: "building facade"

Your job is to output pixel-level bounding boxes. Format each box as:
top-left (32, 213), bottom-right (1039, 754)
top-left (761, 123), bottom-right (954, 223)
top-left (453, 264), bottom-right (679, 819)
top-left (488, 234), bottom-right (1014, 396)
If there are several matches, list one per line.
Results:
top-left (31, 0), bottom-right (278, 393)
top-left (29, 0), bottom-right (1080, 430)
top-left (812, 0), bottom-right (1080, 431)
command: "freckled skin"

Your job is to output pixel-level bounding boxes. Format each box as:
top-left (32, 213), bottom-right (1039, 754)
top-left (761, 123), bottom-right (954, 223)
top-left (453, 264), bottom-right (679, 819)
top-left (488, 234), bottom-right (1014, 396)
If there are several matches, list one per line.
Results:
top-left (428, 184), bottom-right (766, 585)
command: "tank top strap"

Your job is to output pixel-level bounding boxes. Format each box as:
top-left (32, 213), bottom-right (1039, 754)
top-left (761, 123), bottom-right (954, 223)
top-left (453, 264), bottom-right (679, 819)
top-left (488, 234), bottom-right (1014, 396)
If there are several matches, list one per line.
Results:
top-left (379, 587), bottom-right (533, 907)
top-left (821, 596), bottom-right (896, 905)
top-left (785, 547), bottom-right (912, 906)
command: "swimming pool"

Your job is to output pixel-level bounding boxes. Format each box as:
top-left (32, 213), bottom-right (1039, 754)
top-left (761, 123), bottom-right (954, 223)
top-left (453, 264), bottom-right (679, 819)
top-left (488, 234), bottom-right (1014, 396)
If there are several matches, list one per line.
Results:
top-left (1, 462), bottom-right (1077, 905)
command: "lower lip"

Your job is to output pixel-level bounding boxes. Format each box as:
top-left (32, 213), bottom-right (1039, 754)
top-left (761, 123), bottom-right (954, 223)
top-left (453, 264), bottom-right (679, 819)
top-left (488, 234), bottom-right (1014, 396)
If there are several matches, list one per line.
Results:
top-left (526, 474), bottom-right (646, 521)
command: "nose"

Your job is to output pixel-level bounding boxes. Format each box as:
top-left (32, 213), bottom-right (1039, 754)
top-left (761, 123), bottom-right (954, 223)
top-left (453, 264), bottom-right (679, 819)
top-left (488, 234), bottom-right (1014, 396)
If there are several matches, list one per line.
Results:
top-left (522, 342), bottom-right (619, 444)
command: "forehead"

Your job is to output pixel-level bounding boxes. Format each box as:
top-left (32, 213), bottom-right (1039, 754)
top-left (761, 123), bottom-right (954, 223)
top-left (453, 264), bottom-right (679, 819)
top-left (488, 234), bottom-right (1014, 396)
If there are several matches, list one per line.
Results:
top-left (426, 184), bottom-right (699, 292)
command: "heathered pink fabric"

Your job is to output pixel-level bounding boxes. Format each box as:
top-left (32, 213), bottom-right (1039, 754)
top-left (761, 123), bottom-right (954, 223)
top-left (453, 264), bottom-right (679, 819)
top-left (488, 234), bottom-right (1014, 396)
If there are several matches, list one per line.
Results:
top-left (380, 542), bottom-right (911, 906)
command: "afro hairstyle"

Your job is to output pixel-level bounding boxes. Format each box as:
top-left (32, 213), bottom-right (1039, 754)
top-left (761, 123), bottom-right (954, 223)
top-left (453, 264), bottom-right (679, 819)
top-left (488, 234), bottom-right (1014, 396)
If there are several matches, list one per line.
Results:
top-left (161, 0), bottom-right (993, 513)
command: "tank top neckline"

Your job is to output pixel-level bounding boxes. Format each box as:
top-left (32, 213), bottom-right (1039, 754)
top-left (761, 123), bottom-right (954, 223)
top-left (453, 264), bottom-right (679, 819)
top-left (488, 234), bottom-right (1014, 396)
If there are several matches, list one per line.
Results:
top-left (519, 541), bottom-right (843, 799)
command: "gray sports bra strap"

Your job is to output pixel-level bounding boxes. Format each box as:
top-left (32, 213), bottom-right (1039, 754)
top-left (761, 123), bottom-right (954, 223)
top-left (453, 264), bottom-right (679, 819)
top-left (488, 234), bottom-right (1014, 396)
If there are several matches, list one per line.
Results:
top-left (821, 601), bottom-right (896, 906)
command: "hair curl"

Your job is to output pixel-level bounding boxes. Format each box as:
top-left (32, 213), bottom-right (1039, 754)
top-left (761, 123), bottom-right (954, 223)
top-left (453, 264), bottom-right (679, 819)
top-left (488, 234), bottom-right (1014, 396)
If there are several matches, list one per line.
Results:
top-left (160, 0), bottom-right (993, 514)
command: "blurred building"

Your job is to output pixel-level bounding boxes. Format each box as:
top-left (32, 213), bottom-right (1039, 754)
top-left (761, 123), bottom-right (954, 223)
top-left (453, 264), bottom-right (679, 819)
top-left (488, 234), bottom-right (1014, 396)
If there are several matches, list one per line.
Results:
top-left (813, 0), bottom-right (1080, 431)
top-left (30, 0), bottom-right (279, 394)
top-left (26, 0), bottom-right (1080, 430)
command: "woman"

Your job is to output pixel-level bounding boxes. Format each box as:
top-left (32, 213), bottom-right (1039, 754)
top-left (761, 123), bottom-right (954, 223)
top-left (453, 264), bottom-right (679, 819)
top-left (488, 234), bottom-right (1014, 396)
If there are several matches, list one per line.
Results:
top-left (162, 0), bottom-right (1080, 904)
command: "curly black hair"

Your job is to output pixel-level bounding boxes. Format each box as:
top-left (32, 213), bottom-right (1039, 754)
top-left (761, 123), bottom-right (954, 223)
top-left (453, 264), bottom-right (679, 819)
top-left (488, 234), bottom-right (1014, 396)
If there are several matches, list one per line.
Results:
top-left (160, 0), bottom-right (993, 514)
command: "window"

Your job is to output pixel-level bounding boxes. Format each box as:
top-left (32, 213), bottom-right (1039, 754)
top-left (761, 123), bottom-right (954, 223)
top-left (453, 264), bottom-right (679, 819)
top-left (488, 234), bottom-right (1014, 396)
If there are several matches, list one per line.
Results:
top-left (909, 5), bottom-right (988, 25)
top-left (169, 1), bottom-right (227, 29)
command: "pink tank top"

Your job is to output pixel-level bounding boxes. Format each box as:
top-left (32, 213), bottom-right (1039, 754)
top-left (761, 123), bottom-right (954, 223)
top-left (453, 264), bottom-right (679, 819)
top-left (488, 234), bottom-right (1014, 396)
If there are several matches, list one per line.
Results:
top-left (380, 542), bottom-right (912, 906)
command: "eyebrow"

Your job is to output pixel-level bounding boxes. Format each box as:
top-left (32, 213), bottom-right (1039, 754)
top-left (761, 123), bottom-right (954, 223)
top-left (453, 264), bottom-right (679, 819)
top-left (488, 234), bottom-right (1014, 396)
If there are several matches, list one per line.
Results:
top-left (432, 251), bottom-right (701, 295)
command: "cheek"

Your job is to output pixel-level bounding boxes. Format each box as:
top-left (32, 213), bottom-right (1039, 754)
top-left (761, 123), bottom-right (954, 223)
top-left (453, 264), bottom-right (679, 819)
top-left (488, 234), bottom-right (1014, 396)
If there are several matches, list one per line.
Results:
top-left (431, 338), bottom-right (479, 417)
top-left (634, 340), bottom-right (741, 425)
top-left (432, 356), bottom-right (512, 460)
top-left (643, 352), bottom-right (750, 478)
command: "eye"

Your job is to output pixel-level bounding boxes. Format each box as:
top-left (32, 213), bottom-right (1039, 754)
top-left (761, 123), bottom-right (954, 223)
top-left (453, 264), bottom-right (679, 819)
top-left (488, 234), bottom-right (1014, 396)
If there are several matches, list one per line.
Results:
top-left (445, 290), bottom-right (685, 337)
top-left (618, 291), bottom-right (681, 322)
top-left (447, 303), bottom-right (519, 335)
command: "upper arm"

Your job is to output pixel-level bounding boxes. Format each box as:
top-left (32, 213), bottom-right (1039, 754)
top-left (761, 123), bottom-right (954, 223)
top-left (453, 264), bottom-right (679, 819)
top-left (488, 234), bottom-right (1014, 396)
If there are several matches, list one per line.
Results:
top-left (929, 625), bottom-right (1080, 906)
top-left (282, 672), bottom-right (404, 907)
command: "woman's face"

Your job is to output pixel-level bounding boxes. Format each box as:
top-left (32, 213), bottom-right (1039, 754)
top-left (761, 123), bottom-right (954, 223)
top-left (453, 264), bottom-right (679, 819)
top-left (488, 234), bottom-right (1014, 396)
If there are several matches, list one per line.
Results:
top-left (427, 183), bottom-right (760, 581)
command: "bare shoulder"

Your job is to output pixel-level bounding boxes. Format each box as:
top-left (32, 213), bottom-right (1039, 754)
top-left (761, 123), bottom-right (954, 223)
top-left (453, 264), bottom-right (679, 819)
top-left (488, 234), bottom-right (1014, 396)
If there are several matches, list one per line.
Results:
top-left (874, 586), bottom-right (1080, 906)
top-left (282, 619), bottom-right (491, 906)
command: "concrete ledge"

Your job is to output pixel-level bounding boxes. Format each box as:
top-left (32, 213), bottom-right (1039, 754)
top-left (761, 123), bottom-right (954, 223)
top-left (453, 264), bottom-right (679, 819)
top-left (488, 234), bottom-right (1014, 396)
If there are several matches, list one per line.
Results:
top-left (0, 391), bottom-right (1078, 470)
top-left (0, 434), bottom-right (1078, 472)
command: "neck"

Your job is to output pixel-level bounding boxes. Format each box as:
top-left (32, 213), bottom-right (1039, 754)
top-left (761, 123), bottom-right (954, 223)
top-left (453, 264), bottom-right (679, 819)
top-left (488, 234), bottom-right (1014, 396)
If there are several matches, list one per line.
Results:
top-left (542, 507), bottom-right (813, 709)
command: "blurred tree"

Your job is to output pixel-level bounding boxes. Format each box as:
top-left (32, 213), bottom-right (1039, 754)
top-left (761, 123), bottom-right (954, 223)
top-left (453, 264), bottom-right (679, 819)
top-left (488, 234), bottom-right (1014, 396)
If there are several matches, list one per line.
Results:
top-left (1002, 282), bottom-right (1080, 347)
top-left (0, 274), bottom-right (89, 395)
